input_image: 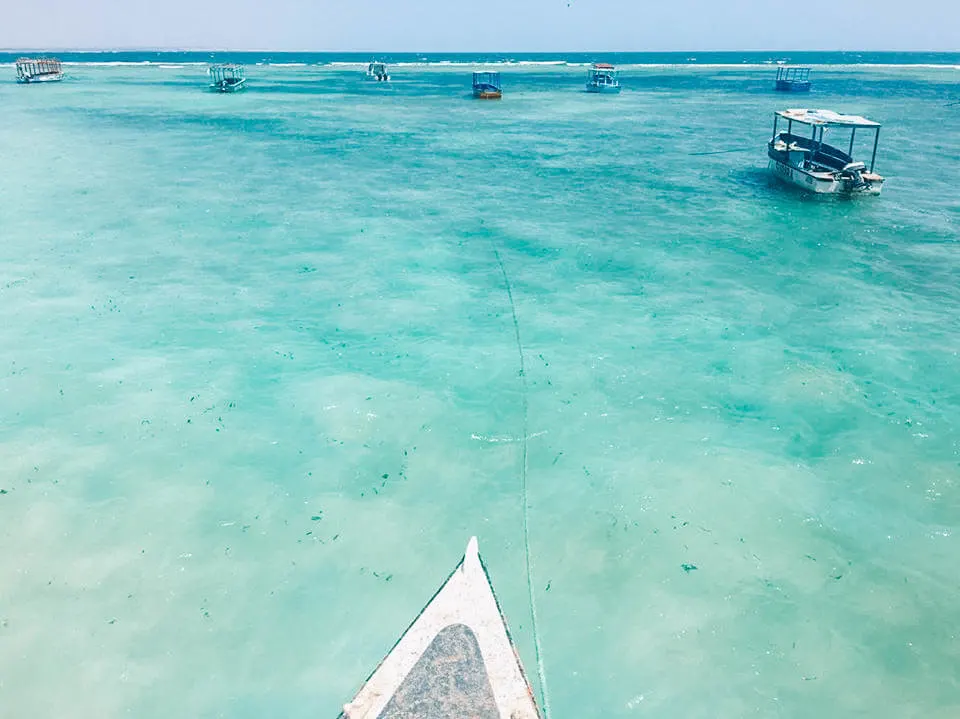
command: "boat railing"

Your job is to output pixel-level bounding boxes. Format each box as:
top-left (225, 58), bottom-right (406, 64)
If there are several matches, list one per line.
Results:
top-left (16, 57), bottom-right (63, 81)
top-left (776, 66), bottom-right (810, 82)
top-left (589, 71), bottom-right (618, 85)
top-left (209, 64), bottom-right (245, 84)
top-left (472, 72), bottom-right (501, 90)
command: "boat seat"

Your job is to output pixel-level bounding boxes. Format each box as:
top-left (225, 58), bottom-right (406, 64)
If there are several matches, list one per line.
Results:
top-left (842, 161), bottom-right (866, 173)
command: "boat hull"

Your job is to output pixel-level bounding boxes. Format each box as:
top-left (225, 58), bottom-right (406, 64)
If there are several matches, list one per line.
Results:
top-left (17, 73), bottom-right (63, 84)
top-left (775, 80), bottom-right (811, 92)
top-left (210, 79), bottom-right (246, 93)
top-left (586, 83), bottom-right (621, 93)
top-left (473, 89), bottom-right (502, 99)
top-left (340, 538), bottom-right (541, 719)
top-left (768, 158), bottom-right (883, 195)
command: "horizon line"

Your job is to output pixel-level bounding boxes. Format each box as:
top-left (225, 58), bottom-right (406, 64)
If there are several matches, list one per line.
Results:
top-left (1, 47), bottom-right (958, 54)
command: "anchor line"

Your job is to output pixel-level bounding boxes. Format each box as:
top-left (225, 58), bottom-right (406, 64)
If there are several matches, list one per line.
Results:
top-left (492, 247), bottom-right (552, 719)
top-left (687, 146), bottom-right (754, 156)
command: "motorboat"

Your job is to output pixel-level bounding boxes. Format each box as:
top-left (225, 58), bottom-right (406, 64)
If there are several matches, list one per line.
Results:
top-left (768, 108), bottom-right (885, 195)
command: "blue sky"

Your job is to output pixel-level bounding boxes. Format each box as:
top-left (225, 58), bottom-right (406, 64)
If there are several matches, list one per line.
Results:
top-left (1, 0), bottom-right (957, 51)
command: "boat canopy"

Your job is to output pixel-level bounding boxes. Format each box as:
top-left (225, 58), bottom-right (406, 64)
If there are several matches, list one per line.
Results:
top-left (776, 108), bottom-right (880, 128)
top-left (592, 63), bottom-right (615, 70)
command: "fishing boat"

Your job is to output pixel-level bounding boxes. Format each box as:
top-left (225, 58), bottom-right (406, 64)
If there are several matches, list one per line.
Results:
top-left (586, 63), bottom-right (621, 93)
top-left (473, 71), bottom-right (502, 100)
top-left (775, 66), bottom-right (811, 92)
top-left (367, 62), bottom-right (390, 82)
top-left (340, 537), bottom-right (541, 718)
top-left (768, 108), bottom-right (884, 195)
top-left (15, 57), bottom-right (64, 84)
top-left (208, 63), bottom-right (246, 92)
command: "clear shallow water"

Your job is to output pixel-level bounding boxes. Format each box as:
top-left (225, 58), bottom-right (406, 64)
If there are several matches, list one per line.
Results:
top-left (0, 58), bottom-right (959, 717)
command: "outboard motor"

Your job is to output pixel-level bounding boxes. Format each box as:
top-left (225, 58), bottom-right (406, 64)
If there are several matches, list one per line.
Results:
top-left (840, 161), bottom-right (868, 191)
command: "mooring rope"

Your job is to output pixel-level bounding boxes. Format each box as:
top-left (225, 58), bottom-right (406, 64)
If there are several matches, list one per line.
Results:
top-left (687, 146), bottom-right (753, 156)
top-left (492, 247), bottom-right (552, 719)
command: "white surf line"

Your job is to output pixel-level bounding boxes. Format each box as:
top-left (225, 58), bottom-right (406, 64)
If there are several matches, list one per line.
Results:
top-left (492, 247), bottom-right (552, 719)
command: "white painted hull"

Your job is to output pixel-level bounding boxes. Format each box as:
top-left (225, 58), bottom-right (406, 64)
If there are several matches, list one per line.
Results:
top-left (18, 73), bottom-right (63, 84)
top-left (586, 83), bottom-right (621, 94)
top-left (340, 538), bottom-right (541, 719)
top-left (768, 159), bottom-right (883, 196)
top-left (210, 79), bottom-right (246, 93)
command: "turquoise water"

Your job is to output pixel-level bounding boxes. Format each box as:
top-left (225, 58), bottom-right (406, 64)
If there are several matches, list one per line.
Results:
top-left (1, 58), bottom-right (959, 717)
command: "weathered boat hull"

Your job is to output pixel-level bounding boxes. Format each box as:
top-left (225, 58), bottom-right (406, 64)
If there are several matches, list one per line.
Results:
top-left (340, 537), bottom-right (541, 719)
top-left (474, 88), bottom-right (502, 99)
top-left (768, 158), bottom-right (883, 195)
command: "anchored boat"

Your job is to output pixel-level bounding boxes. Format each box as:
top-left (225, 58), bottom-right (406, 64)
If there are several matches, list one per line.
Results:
top-left (367, 62), bottom-right (390, 82)
top-left (768, 108), bottom-right (884, 195)
top-left (586, 63), bottom-right (621, 93)
top-left (15, 57), bottom-right (63, 84)
top-left (340, 537), bottom-right (541, 719)
top-left (208, 63), bottom-right (246, 92)
top-left (775, 66), bottom-right (811, 92)
top-left (473, 71), bottom-right (502, 100)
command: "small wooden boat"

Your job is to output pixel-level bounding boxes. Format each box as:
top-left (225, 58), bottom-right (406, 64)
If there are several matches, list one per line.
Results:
top-left (775, 66), bottom-right (811, 92)
top-left (768, 108), bottom-right (885, 195)
top-left (340, 537), bottom-right (541, 718)
top-left (367, 62), bottom-right (390, 82)
top-left (586, 63), bottom-right (621, 93)
top-left (473, 71), bottom-right (502, 100)
top-left (15, 57), bottom-right (63, 84)
top-left (208, 63), bottom-right (246, 92)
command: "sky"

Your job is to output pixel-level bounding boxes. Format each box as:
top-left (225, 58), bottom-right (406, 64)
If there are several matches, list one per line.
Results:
top-left (1, 0), bottom-right (957, 52)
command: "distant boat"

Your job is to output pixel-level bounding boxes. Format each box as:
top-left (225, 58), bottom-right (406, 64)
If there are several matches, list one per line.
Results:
top-left (775, 66), bottom-right (812, 92)
top-left (15, 57), bottom-right (63, 84)
top-left (208, 63), bottom-right (246, 92)
top-left (473, 71), bottom-right (502, 100)
top-left (768, 108), bottom-right (885, 195)
top-left (339, 537), bottom-right (541, 718)
top-left (367, 62), bottom-right (390, 82)
top-left (585, 63), bottom-right (621, 94)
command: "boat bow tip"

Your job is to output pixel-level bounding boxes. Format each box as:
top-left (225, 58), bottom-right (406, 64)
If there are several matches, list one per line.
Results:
top-left (462, 536), bottom-right (483, 578)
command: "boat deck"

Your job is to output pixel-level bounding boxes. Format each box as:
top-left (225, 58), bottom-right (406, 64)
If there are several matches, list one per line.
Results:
top-left (341, 538), bottom-right (540, 719)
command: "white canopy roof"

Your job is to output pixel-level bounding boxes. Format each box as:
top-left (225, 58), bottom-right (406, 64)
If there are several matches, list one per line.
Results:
top-left (776, 108), bottom-right (880, 128)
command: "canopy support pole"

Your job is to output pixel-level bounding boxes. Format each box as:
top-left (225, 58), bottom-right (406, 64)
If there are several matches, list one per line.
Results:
top-left (870, 128), bottom-right (880, 173)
